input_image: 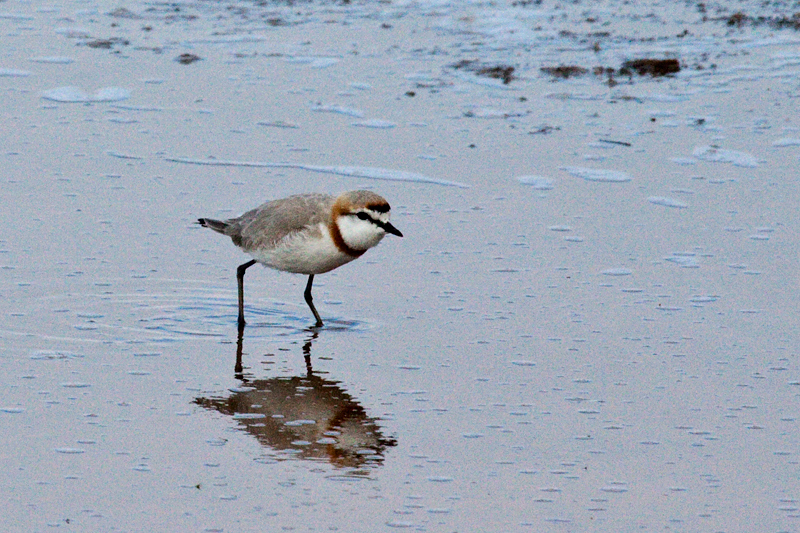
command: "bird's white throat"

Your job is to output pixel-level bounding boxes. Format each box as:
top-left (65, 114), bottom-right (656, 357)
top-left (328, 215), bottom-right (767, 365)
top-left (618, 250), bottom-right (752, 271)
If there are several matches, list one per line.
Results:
top-left (336, 211), bottom-right (389, 251)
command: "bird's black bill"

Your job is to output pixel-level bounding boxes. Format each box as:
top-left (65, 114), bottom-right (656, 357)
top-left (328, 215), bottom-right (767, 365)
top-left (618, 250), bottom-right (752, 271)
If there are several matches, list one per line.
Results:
top-left (383, 221), bottom-right (403, 237)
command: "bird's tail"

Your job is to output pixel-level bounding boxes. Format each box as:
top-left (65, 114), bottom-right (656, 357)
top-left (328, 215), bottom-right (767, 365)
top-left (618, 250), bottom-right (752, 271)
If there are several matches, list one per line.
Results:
top-left (197, 218), bottom-right (230, 235)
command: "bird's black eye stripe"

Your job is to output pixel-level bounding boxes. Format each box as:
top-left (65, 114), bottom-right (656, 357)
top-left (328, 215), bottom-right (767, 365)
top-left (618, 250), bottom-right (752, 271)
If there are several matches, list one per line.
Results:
top-left (370, 203), bottom-right (391, 213)
top-left (355, 211), bottom-right (391, 230)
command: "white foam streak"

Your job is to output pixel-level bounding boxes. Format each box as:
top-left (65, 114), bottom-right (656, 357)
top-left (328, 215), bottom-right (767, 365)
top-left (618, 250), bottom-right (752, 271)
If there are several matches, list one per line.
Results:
top-left (692, 145), bottom-right (758, 167)
top-left (648, 196), bottom-right (688, 208)
top-left (167, 157), bottom-right (469, 188)
top-left (561, 166), bottom-right (632, 182)
top-left (42, 86), bottom-right (130, 103)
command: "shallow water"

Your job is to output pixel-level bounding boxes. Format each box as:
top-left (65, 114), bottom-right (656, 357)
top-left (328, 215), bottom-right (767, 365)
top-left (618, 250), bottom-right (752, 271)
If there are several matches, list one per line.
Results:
top-left (2, 0), bottom-right (799, 531)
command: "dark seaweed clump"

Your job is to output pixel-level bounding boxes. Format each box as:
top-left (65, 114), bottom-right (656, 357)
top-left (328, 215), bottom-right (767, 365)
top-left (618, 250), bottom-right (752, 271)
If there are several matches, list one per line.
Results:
top-left (540, 65), bottom-right (588, 79)
top-left (541, 58), bottom-right (681, 83)
top-left (724, 11), bottom-right (800, 30)
top-left (81, 37), bottom-right (130, 49)
top-left (176, 53), bottom-right (202, 64)
top-left (452, 60), bottom-right (516, 85)
top-left (619, 58), bottom-right (681, 77)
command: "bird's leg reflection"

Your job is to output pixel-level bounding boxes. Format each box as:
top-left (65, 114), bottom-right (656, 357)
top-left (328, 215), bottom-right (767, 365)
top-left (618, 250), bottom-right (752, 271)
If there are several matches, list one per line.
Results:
top-left (234, 321), bottom-right (245, 377)
top-left (302, 329), bottom-right (319, 376)
top-left (233, 325), bottom-right (320, 378)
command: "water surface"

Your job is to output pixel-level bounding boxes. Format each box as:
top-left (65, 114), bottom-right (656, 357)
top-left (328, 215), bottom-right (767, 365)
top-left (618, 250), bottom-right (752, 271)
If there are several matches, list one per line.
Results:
top-left (1, 0), bottom-right (799, 531)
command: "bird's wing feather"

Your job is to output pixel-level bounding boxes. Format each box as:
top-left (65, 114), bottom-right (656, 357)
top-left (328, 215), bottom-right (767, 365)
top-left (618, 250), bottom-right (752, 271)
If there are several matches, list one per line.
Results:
top-left (231, 193), bottom-right (334, 251)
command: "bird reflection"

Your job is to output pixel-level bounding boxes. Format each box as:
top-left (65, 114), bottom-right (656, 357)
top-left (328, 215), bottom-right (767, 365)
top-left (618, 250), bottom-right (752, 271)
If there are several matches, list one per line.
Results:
top-left (194, 327), bottom-right (396, 469)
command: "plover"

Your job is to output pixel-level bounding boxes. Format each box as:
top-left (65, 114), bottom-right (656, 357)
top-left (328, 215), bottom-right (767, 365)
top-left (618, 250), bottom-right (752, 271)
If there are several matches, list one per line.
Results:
top-left (198, 190), bottom-right (402, 328)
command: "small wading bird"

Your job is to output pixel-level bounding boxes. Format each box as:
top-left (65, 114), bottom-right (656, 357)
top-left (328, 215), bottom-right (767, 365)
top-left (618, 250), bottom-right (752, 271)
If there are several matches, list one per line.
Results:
top-left (198, 190), bottom-right (402, 328)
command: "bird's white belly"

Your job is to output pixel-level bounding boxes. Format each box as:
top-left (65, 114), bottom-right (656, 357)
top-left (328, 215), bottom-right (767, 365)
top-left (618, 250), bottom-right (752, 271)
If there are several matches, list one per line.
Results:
top-left (250, 228), bottom-right (355, 275)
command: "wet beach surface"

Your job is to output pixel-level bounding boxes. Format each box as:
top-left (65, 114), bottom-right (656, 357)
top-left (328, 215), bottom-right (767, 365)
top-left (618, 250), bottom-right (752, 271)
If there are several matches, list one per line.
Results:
top-left (1, 0), bottom-right (799, 531)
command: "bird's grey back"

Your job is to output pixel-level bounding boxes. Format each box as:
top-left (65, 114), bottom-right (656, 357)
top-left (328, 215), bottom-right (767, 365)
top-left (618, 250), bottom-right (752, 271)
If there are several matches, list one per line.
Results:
top-left (224, 193), bottom-right (335, 251)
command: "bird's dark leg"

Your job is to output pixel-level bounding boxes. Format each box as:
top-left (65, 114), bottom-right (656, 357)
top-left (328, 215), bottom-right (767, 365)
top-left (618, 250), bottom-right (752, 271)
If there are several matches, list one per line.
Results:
top-left (236, 259), bottom-right (257, 327)
top-left (304, 274), bottom-right (324, 327)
